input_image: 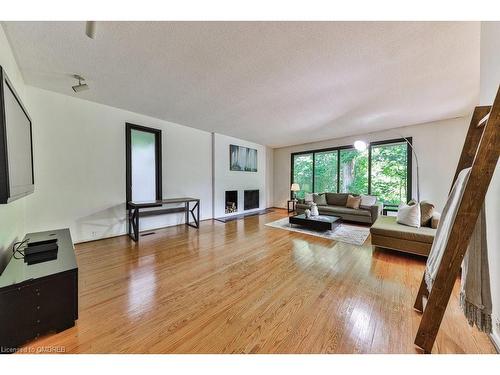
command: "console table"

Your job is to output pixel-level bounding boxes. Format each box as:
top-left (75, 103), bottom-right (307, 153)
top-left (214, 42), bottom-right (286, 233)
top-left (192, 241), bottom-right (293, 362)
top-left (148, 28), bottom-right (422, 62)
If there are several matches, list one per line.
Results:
top-left (128, 197), bottom-right (200, 241)
top-left (0, 228), bottom-right (78, 352)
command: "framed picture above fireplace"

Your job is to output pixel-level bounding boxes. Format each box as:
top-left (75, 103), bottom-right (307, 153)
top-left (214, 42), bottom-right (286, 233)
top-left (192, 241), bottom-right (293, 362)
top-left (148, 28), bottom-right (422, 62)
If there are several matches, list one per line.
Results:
top-left (230, 144), bottom-right (257, 172)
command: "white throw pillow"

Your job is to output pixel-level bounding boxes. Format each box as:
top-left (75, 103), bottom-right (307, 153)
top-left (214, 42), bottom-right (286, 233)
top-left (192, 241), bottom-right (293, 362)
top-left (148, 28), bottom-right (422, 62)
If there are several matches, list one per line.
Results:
top-left (360, 194), bottom-right (377, 206)
top-left (304, 193), bottom-right (314, 203)
top-left (397, 203), bottom-right (421, 228)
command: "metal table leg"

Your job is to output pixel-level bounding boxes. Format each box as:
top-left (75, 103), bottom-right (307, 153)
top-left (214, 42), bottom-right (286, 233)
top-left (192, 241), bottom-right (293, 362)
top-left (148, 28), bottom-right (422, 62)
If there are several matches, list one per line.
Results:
top-left (186, 200), bottom-right (200, 228)
top-left (128, 207), bottom-right (139, 241)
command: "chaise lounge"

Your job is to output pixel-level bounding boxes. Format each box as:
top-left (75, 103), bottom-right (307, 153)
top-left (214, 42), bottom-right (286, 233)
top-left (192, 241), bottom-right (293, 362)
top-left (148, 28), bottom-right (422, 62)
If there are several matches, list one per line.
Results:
top-left (370, 212), bottom-right (441, 257)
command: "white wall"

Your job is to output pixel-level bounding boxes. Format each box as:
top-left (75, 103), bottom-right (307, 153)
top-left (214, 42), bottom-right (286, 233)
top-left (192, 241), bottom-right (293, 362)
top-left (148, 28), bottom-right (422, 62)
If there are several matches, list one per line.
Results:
top-left (0, 25), bottom-right (28, 272)
top-left (212, 133), bottom-right (270, 218)
top-left (273, 116), bottom-right (470, 212)
top-left (25, 87), bottom-right (213, 243)
top-left (265, 146), bottom-right (274, 208)
top-left (480, 21), bottom-right (500, 349)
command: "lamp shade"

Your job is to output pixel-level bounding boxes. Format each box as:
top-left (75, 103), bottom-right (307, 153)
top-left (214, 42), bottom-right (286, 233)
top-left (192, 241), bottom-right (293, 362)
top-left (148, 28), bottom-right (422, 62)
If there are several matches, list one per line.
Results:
top-left (291, 183), bottom-right (300, 192)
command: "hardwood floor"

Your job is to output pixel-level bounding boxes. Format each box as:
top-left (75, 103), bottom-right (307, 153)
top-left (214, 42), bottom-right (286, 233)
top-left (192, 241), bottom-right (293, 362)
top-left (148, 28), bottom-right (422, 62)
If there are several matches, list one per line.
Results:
top-left (20, 210), bottom-right (496, 354)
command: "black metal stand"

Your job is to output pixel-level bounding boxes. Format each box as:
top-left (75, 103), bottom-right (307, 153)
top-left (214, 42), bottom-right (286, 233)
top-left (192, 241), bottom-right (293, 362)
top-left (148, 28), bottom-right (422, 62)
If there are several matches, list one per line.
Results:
top-left (287, 199), bottom-right (296, 213)
top-left (128, 206), bottom-right (140, 241)
top-left (127, 198), bottom-right (200, 242)
top-left (185, 200), bottom-right (200, 229)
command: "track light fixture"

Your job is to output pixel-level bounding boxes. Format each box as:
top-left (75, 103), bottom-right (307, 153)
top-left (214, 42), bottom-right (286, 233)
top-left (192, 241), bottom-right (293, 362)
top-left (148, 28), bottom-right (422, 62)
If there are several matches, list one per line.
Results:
top-left (72, 75), bottom-right (89, 93)
top-left (86, 21), bottom-right (97, 39)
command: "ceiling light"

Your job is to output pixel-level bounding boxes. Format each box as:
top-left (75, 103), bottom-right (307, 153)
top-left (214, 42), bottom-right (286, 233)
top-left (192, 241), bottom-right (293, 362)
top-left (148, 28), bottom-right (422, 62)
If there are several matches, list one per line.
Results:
top-left (72, 75), bottom-right (89, 93)
top-left (354, 140), bottom-right (367, 152)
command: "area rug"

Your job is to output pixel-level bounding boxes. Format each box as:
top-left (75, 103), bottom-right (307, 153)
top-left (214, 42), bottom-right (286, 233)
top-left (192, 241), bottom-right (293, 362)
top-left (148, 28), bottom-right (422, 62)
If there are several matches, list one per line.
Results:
top-left (265, 217), bottom-right (370, 246)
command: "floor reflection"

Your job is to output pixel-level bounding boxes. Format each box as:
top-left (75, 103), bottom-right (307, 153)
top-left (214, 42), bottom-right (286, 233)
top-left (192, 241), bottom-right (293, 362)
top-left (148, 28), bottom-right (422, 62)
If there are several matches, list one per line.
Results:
top-left (127, 257), bottom-right (157, 318)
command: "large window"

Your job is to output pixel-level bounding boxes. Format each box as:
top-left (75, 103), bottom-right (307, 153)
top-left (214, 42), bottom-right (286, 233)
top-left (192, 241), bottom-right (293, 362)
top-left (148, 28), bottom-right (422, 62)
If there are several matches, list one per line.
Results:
top-left (290, 138), bottom-right (412, 205)
top-left (339, 148), bottom-right (368, 194)
top-left (314, 151), bottom-right (338, 193)
top-left (370, 141), bottom-right (408, 205)
top-left (292, 153), bottom-right (313, 199)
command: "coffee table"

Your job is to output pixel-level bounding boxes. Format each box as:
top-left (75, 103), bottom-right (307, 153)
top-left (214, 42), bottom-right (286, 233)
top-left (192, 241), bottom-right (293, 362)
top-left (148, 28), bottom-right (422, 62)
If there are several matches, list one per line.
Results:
top-left (289, 214), bottom-right (342, 231)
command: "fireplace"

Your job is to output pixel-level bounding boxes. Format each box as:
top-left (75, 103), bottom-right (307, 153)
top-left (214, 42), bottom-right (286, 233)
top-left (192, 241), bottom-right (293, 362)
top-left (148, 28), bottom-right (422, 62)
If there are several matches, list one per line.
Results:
top-left (244, 190), bottom-right (259, 210)
top-left (225, 190), bottom-right (238, 214)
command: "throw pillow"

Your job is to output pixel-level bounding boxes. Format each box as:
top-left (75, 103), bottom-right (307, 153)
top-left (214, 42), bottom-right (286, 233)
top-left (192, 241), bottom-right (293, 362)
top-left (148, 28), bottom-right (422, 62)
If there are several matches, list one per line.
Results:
top-left (304, 193), bottom-right (314, 203)
top-left (431, 212), bottom-right (441, 229)
top-left (346, 194), bottom-right (361, 209)
top-left (326, 193), bottom-right (348, 206)
top-left (397, 203), bottom-right (421, 228)
top-left (420, 200), bottom-right (435, 227)
top-left (313, 193), bottom-right (327, 205)
top-left (360, 194), bottom-right (377, 206)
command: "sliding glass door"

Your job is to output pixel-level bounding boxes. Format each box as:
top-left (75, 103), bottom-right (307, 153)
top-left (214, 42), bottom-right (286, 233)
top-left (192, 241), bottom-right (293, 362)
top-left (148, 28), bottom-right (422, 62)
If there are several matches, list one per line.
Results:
top-left (291, 138), bottom-right (411, 205)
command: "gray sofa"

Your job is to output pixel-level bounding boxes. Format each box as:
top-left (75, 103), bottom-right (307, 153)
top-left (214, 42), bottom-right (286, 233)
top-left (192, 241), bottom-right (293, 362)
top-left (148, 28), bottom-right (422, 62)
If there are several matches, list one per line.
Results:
top-left (295, 193), bottom-right (382, 224)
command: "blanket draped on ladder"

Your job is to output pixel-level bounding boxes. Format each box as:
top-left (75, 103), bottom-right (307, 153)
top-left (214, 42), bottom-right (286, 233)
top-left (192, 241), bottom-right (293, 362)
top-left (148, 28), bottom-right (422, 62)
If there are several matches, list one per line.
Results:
top-left (424, 167), bottom-right (492, 333)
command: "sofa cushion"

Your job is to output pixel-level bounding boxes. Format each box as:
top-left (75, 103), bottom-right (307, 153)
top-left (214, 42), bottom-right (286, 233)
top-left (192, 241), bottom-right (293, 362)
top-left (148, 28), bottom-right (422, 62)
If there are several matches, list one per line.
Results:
top-left (431, 212), bottom-right (441, 229)
top-left (397, 203), bottom-right (421, 228)
top-left (420, 200), bottom-right (435, 227)
top-left (346, 195), bottom-right (361, 209)
top-left (319, 205), bottom-right (371, 217)
top-left (371, 216), bottom-right (436, 244)
top-left (360, 194), bottom-right (377, 206)
top-left (295, 203), bottom-right (311, 211)
top-left (326, 193), bottom-right (348, 206)
top-left (304, 193), bottom-right (314, 203)
top-left (313, 193), bottom-right (327, 205)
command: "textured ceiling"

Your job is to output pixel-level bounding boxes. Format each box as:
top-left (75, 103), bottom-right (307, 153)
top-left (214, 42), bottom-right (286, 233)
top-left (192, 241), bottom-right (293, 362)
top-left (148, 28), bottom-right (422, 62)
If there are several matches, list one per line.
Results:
top-left (3, 21), bottom-right (480, 147)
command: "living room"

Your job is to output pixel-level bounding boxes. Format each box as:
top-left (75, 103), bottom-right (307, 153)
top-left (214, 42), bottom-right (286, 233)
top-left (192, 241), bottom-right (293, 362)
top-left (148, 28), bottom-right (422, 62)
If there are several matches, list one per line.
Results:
top-left (0, 1), bottom-right (499, 371)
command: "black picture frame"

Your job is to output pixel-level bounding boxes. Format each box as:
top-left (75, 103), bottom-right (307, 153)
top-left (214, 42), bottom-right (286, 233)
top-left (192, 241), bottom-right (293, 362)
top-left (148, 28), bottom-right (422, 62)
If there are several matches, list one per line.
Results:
top-left (229, 144), bottom-right (258, 172)
top-left (0, 65), bottom-right (35, 204)
top-left (125, 123), bottom-right (162, 207)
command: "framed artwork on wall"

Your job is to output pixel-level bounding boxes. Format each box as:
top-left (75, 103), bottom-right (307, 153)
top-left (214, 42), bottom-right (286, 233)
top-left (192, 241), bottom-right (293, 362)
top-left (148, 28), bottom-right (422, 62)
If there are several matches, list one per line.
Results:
top-left (229, 144), bottom-right (257, 172)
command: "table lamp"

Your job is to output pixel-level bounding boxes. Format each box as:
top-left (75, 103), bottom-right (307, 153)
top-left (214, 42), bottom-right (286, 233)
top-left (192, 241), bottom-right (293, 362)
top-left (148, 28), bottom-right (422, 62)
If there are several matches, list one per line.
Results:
top-left (290, 183), bottom-right (300, 201)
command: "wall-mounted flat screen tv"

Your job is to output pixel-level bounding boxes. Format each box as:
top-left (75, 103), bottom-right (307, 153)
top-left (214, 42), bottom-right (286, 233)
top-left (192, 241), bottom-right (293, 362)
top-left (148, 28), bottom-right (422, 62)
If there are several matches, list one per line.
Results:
top-left (0, 66), bottom-right (34, 204)
top-left (230, 144), bottom-right (257, 172)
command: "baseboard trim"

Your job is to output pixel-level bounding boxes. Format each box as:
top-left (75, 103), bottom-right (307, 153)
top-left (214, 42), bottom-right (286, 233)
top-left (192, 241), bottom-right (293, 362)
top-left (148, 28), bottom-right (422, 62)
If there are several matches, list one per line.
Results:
top-left (75, 218), bottom-right (213, 245)
top-left (489, 331), bottom-right (500, 353)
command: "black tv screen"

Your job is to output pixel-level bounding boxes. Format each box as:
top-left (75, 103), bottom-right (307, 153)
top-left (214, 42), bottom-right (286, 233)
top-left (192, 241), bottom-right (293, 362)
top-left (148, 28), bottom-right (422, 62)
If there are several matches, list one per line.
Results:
top-left (0, 66), bottom-right (34, 204)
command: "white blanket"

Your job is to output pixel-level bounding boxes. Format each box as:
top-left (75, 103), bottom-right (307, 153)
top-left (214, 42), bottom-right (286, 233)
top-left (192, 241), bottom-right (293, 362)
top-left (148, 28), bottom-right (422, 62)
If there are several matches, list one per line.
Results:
top-left (424, 167), bottom-right (492, 333)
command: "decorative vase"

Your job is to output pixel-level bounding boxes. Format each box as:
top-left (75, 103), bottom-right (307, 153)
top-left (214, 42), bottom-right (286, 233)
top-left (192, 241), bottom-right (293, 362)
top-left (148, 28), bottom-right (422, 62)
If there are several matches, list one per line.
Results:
top-left (304, 209), bottom-right (311, 218)
top-left (310, 203), bottom-right (319, 216)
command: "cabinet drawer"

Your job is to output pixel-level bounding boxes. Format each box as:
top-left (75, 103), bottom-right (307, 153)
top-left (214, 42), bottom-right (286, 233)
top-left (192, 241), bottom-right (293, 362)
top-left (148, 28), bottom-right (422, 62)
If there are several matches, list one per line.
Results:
top-left (0, 283), bottom-right (36, 350)
top-left (0, 270), bottom-right (77, 351)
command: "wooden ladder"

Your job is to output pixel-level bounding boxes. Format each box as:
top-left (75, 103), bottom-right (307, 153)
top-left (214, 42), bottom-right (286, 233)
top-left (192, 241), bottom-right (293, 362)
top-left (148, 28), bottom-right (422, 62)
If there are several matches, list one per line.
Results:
top-left (413, 86), bottom-right (500, 353)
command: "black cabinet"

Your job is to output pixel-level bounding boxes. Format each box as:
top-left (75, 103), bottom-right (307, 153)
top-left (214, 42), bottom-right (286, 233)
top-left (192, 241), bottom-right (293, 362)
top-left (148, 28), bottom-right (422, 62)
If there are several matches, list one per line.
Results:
top-left (0, 229), bottom-right (78, 352)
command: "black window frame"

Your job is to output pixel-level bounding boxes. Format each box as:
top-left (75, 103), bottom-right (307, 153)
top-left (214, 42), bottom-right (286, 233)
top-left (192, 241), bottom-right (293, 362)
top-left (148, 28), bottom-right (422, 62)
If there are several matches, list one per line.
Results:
top-left (290, 137), bottom-right (412, 203)
top-left (125, 123), bottom-right (162, 207)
